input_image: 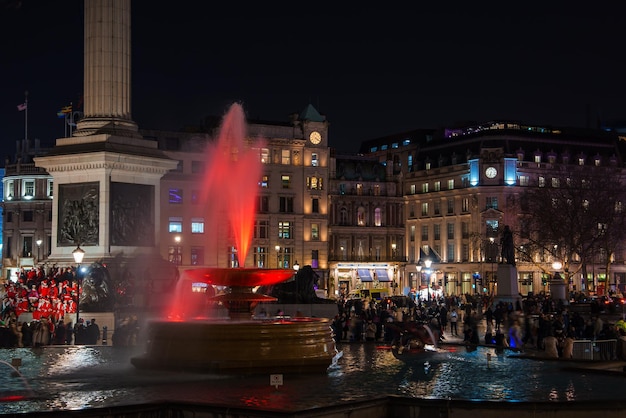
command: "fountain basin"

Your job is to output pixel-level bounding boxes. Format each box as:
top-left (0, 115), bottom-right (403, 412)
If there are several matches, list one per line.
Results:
top-left (131, 317), bottom-right (337, 375)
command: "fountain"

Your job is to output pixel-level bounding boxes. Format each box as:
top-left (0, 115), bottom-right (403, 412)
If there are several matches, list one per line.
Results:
top-left (131, 103), bottom-right (338, 375)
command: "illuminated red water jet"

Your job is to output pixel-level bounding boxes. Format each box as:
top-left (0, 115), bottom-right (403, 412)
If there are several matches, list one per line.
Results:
top-left (166, 104), bottom-right (294, 320)
top-left (199, 102), bottom-right (263, 266)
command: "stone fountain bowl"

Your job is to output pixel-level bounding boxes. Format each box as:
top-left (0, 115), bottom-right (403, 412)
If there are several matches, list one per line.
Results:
top-left (131, 317), bottom-right (337, 375)
top-left (131, 267), bottom-right (338, 374)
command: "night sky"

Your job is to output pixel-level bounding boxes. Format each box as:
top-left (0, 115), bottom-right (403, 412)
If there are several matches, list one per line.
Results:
top-left (2, 1), bottom-right (626, 155)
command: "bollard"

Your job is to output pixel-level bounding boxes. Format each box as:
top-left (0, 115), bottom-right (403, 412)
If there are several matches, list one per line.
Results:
top-left (102, 326), bottom-right (108, 345)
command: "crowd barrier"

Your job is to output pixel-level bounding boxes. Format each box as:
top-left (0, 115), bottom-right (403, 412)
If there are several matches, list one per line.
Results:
top-left (572, 339), bottom-right (618, 360)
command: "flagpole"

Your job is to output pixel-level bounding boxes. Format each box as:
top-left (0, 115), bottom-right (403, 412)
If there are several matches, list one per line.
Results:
top-left (24, 90), bottom-right (28, 141)
top-left (69, 102), bottom-right (73, 137)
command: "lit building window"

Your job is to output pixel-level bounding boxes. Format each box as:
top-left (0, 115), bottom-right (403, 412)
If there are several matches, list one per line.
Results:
top-left (356, 183), bottom-right (363, 195)
top-left (374, 207), bottom-right (382, 226)
top-left (421, 203), bottom-right (429, 216)
top-left (357, 206), bottom-right (366, 226)
top-left (254, 246), bottom-right (267, 268)
top-left (410, 184), bottom-right (416, 194)
top-left (191, 247), bottom-right (204, 265)
top-left (311, 250), bottom-right (319, 268)
top-left (260, 148), bottom-right (270, 164)
top-left (168, 246), bottom-right (182, 265)
top-left (448, 179), bottom-right (454, 190)
top-left (278, 221), bottom-right (292, 239)
top-left (486, 219), bottom-right (499, 236)
top-left (22, 180), bottom-right (34, 199)
top-left (169, 217), bottom-right (182, 233)
top-left (434, 181), bottom-right (441, 192)
top-left (260, 175), bottom-right (269, 188)
top-left (281, 149), bottom-right (291, 165)
top-left (191, 218), bottom-right (204, 233)
top-left (519, 176), bottom-right (529, 186)
top-left (421, 225), bottom-right (428, 240)
top-left (281, 175), bottom-right (291, 188)
top-left (47, 179), bottom-right (54, 198)
top-left (538, 176), bottom-right (546, 187)
top-left (311, 153), bottom-right (319, 167)
top-left (434, 224), bottom-right (441, 240)
top-left (422, 183), bottom-right (429, 193)
top-left (169, 188), bottom-right (183, 204)
top-left (5, 180), bottom-right (14, 200)
top-left (373, 185), bottom-right (380, 196)
top-left (311, 223), bottom-right (319, 240)
top-left (229, 246), bottom-right (238, 268)
top-left (307, 176), bottom-right (323, 190)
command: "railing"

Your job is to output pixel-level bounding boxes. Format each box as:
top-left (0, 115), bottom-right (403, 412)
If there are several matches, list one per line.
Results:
top-left (571, 339), bottom-right (618, 360)
top-left (328, 255), bottom-right (408, 263)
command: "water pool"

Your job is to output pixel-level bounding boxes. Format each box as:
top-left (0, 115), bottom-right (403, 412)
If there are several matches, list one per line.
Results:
top-left (0, 343), bottom-right (620, 414)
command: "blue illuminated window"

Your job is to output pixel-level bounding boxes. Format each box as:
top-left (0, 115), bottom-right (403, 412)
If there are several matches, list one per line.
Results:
top-left (169, 188), bottom-right (183, 204)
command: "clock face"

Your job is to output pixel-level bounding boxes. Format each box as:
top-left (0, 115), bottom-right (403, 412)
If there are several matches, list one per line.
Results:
top-left (485, 167), bottom-right (497, 178)
top-left (309, 131), bottom-right (322, 144)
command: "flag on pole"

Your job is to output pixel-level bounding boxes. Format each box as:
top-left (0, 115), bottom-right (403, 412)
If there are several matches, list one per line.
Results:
top-left (17, 103), bottom-right (27, 111)
top-left (57, 111), bottom-right (66, 118)
top-left (61, 105), bottom-right (72, 114)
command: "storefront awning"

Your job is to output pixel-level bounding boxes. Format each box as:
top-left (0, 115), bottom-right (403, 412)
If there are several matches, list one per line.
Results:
top-left (357, 269), bottom-right (373, 282)
top-left (375, 269), bottom-right (391, 282)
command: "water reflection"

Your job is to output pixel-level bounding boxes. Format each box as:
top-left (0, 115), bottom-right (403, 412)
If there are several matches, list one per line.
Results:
top-left (0, 343), bottom-right (624, 414)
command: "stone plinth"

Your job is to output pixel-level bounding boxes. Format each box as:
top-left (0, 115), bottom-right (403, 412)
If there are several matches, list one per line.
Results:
top-left (550, 279), bottom-right (567, 302)
top-left (494, 263), bottom-right (522, 307)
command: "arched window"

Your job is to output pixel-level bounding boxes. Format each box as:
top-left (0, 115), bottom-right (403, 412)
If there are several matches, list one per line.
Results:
top-left (340, 207), bottom-right (348, 225)
top-left (357, 206), bottom-right (366, 226)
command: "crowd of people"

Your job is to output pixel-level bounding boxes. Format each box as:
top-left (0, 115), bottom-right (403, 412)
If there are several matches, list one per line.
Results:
top-left (0, 265), bottom-right (103, 347)
top-left (0, 316), bottom-right (102, 348)
top-left (1, 265), bottom-right (81, 322)
top-left (333, 291), bottom-right (626, 360)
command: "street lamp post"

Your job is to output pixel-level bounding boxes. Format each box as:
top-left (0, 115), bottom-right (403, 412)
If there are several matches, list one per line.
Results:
top-left (36, 239), bottom-right (42, 262)
top-left (73, 245), bottom-right (85, 338)
top-left (391, 243), bottom-right (397, 260)
top-left (424, 258), bottom-right (432, 301)
top-left (416, 262), bottom-right (423, 301)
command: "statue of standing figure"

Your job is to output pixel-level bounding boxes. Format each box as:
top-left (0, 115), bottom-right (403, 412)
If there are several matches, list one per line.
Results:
top-left (500, 225), bottom-right (515, 266)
